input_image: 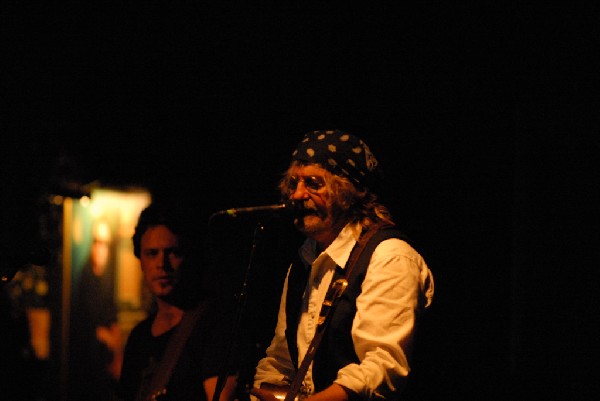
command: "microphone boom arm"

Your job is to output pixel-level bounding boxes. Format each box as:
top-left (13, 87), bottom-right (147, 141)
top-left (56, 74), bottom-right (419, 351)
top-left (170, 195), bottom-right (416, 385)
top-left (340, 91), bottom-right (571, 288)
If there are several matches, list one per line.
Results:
top-left (209, 201), bottom-right (300, 220)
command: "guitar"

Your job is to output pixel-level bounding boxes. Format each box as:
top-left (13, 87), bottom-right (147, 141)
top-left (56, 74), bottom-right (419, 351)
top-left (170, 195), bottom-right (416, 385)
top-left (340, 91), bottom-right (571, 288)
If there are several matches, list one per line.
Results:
top-left (251, 279), bottom-right (348, 401)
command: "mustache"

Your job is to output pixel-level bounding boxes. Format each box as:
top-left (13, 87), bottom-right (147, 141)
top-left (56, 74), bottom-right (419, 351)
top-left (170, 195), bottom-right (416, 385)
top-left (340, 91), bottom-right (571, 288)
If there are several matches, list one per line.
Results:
top-left (292, 201), bottom-right (325, 218)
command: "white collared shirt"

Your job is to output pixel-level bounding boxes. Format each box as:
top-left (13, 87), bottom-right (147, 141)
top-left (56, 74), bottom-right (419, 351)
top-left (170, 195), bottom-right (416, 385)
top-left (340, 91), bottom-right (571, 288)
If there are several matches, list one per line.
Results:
top-left (254, 222), bottom-right (434, 399)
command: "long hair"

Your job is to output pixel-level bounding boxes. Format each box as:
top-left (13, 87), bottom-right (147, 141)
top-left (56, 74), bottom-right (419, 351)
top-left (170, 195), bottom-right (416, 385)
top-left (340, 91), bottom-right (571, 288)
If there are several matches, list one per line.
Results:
top-left (278, 161), bottom-right (394, 229)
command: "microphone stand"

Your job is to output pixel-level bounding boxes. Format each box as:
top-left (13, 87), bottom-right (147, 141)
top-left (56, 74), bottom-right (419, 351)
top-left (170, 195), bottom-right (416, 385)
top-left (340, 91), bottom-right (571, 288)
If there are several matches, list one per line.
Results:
top-left (212, 220), bottom-right (265, 401)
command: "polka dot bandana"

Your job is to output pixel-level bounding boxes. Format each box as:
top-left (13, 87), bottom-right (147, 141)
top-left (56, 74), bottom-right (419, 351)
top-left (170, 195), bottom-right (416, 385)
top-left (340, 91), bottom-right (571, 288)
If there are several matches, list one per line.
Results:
top-left (291, 129), bottom-right (380, 189)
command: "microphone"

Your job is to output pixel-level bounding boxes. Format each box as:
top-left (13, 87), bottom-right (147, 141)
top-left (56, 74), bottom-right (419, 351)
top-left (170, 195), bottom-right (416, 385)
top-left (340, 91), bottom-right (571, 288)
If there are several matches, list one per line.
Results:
top-left (210, 200), bottom-right (303, 219)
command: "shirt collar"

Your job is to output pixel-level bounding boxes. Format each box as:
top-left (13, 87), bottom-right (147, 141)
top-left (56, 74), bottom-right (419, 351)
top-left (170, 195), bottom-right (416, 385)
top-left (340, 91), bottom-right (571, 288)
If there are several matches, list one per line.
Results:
top-left (298, 222), bottom-right (362, 270)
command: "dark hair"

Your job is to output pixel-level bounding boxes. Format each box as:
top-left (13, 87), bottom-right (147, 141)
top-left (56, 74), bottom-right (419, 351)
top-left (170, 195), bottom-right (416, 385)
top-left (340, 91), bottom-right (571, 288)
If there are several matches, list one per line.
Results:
top-left (132, 202), bottom-right (192, 259)
top-left (132, 201), bottom-right (207, 307)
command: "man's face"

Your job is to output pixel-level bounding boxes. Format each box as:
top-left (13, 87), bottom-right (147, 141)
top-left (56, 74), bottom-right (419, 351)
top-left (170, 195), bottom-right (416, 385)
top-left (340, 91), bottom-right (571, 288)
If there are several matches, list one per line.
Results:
top-left (286, 164), bottom-right (336, 238)
top-left (139, 224), bottom-right (184, 299)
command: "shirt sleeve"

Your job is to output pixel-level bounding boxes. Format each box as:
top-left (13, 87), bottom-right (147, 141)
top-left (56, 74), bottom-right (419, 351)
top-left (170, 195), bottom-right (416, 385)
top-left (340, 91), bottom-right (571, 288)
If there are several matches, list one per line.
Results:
top-left (334, 238), bottom-right (434, 399)
top-left (253, 265), bottom-right (298, 388)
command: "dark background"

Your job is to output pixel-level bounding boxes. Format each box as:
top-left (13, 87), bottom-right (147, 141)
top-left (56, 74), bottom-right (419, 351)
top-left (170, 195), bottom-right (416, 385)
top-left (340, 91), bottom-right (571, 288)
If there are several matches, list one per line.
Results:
top-left (2, 3), bottom-right (599, 400)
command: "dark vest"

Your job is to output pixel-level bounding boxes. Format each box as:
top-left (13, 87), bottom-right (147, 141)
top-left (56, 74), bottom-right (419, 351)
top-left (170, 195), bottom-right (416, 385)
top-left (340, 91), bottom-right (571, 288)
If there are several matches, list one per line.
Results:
top-left (285, 227), bottom-right (408, 393)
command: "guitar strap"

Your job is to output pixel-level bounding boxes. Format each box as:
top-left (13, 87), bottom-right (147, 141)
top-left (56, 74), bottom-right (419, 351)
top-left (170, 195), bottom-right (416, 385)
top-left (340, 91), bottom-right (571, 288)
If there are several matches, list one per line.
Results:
top-left (135, 301), bottom-right (208, 401)
top-left (283, 222), bottom-right (391, 401)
